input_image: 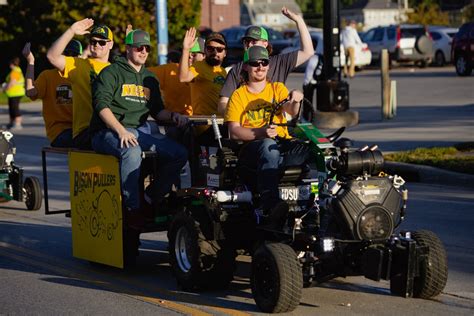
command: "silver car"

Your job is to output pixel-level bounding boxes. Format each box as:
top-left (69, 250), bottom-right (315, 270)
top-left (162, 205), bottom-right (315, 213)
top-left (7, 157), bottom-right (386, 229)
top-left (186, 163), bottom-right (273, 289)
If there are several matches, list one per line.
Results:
top-left (362, 24), bottom-right (434, 67)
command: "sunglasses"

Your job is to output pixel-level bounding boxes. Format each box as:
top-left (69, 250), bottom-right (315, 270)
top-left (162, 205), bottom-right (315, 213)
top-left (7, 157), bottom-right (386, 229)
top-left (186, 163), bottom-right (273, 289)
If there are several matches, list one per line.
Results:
top-left (205, 46), bottom-right (225, 53)
top-left (248, 60), bottom-right (269, 67)
top-left (133, 45), bottom-right (151, 53)
top-left (90, 39), bottom-right (109, 47)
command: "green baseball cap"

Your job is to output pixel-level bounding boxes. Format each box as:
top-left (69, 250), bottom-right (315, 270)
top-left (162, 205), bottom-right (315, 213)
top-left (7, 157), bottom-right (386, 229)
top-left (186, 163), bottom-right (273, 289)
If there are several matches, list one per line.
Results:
top-left (243, 46), bottom-right (269, 63)
top-left (190, 38), bottom-right (205, 53)
top-left (64, 39), bottom-right (83, 57)
top-left (125, 29), bottom-right (151, 47)
top-left (242, 26), bottom-right (269, 42)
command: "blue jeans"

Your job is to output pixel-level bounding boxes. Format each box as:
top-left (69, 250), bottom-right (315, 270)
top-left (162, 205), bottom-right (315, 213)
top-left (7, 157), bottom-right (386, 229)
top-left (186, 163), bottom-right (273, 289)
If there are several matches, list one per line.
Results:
top-left (91, 128), bottom-right (188, 211)
top-left (50, 128), bottom-right (73, 148)
top-left (239, 138), bottom-right (310, 210)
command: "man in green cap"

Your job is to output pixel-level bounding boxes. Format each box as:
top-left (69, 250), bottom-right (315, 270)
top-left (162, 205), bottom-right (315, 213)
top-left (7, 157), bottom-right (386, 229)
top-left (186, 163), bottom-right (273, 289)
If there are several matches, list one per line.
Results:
top-left (218, 6), bottom-right (314, 115)
top-left (90, 29), bottom-right (188, 236)
top-left (225, 45), bottom-right (309, 230)
top-left (47, 18), bottom-right (113, 149)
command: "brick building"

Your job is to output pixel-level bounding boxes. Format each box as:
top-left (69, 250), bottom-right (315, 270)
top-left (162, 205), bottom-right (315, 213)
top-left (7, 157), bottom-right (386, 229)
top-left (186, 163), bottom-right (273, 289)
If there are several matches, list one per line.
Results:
top-left (200, 0), bottom-right (241, 32)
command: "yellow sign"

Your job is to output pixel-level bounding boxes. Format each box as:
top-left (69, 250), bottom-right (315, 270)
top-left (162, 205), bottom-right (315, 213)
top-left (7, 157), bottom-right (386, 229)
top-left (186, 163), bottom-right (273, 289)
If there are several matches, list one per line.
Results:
top-left (69, 151), bottom-right (123, 268)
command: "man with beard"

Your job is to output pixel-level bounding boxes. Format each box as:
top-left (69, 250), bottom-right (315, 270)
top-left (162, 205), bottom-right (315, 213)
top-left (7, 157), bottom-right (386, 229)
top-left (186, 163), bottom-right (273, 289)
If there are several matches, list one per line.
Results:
top-left (218, 7), bottom-right (313, 115)
top-left (225, 46), bottom-right (309, 229)
top-left (90, 29), bottom-right (188, 234)
top-left (179, 28), bottom-right (227, 145)
top-left (47, 19), bottom-right (113, 149)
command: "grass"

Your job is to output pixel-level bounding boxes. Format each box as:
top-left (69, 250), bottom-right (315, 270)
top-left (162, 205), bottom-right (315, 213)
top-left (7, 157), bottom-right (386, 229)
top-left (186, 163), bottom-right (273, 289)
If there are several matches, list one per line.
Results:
top-left (384, 143), bottom-right (474, 175)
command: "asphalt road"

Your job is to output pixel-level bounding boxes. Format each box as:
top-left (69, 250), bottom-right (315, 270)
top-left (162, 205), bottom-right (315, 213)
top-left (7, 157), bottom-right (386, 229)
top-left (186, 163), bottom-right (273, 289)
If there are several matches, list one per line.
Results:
top-left (0, 66), bottom-right (473, 315)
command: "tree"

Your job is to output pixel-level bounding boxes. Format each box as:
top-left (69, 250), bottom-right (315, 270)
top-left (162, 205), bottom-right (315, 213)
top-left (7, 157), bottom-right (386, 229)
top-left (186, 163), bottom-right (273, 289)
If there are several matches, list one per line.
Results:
top-left (406, 2), bottom-right (449, 25)
top-left (0, 0), bottom-right (201, 75)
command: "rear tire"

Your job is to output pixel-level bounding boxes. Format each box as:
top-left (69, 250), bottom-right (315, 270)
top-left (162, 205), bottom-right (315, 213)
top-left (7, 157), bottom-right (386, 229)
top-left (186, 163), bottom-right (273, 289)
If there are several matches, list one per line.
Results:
top-left (24, 176), bottom-right (42, 210)
top-left (251, 243), bottom-right (302, 313)
top-left (168, 211), bottom-right (235, 290)
top-left (434, 50), bottom-right (445, 67)
top-left (412, 230), bottom-right (448, 299)
top-left (455, 54), bottom-right (472, 76)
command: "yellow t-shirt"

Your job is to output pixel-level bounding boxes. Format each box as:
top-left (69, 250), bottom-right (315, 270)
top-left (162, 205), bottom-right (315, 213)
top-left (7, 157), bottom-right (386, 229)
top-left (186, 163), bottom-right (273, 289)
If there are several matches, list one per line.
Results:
top-left (5, 66), bottom-right (25, 98)
top-left (148, 63), bottom-right (192, 115)
top-left (34, 69), bottom-right (73, 143)
top-left (62, 57), bottom-right (110, 138)
top-left (225, 82), bottom-right (291, 139)
top-left (189, 61), bottom-right (226, 116)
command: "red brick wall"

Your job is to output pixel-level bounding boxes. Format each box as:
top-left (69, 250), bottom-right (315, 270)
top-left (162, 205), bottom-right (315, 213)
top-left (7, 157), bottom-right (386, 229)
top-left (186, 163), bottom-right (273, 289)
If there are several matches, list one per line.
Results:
top-left (201, 0), bottom-right (240, 32)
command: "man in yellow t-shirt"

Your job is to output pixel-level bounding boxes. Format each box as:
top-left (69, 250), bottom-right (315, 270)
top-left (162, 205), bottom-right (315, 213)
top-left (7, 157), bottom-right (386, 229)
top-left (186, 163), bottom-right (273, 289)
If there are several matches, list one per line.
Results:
top-left (225, 46), bottom-right (309, 229)
top-left (22, 40), bottom-right (82, 147)
top-left (47, 18), bottom-right (113, 149)
top-left (179, 28), bottom-right (227, 144)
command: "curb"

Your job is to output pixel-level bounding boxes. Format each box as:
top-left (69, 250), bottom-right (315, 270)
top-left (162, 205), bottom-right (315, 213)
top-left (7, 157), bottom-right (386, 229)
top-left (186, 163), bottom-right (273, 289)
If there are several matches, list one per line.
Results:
top-left (384, 161), bottom-right (474, 188)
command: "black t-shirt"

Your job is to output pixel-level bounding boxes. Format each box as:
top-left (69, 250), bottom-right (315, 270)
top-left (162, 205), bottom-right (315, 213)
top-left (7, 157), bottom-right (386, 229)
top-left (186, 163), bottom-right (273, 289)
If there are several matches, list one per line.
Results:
top-left (220, 50), bottom-right (299, 98)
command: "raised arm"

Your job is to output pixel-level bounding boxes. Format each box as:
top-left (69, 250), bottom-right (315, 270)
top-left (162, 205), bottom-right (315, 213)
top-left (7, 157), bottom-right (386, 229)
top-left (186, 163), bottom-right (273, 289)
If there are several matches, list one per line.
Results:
top-left (47, 18), bottom-right (94, 72)
top-left (178, 27), bottom-right (198, 83)
top-left (282, 7), bottom-right (314, 67)
top-left (22, 42), bottom-right (38, 99)
top-left (283, 89), bottom-right (303, 116)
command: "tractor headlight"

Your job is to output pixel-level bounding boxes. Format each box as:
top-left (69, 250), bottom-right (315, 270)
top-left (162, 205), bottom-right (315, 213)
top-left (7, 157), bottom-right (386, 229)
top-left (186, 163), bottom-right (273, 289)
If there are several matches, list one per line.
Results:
top-left (321, 238), bottom-right (335, 252)
top-left (356, 206), bottom-right (393, 240)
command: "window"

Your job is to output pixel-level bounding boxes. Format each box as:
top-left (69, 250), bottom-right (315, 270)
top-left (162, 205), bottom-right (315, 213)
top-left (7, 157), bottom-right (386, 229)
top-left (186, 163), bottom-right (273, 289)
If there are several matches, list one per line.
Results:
top-left (430, 32), bottom-right (441, 41)
top-left (387, 28), bottom-right (396, 40)
top-left (373, 28), bottom-right (384, 41)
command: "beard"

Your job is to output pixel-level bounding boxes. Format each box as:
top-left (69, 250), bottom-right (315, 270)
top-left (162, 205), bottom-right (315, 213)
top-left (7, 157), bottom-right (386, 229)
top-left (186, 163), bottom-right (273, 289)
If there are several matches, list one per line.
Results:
top-left (206, 55), bottom-right (221, 66)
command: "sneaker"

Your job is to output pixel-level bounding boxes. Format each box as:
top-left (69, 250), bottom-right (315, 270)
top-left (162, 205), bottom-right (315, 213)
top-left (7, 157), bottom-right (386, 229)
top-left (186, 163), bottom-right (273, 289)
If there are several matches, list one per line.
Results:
top-left (9, 123), bottom-right (22, 131)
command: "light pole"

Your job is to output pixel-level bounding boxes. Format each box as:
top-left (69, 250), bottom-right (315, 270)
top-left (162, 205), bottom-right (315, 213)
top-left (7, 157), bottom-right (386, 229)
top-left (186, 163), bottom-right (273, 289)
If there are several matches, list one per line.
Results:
top-left (155, 0), bottom-right (169, 65)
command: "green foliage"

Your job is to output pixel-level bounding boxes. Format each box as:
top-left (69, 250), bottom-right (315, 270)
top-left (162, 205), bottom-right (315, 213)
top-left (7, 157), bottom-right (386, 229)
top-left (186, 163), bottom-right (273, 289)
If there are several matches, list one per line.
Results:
top-left (0, 0), bottom-right (201, 73)
top-left (407, 2), bottom-right (449, 25)
top-left (385, 145), bottom-right (474, 175)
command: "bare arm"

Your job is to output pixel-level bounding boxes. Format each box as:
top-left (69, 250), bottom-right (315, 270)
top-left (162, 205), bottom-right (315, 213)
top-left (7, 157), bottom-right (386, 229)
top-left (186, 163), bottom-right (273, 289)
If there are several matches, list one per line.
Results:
top-left (283, 90), bottom-right (303, 116)
top-left (47, 18), bottom-right (94, 72)
top-left (98, 107), bottom-right (138, 148)
top-left (217, 96), bottom-right (229, 116)
top-left (282, 7), bottom-right (314, 67)
top-left (228, 121), bottom-right (278, 141)
top-left (178, 27), bottom-right (197, 83)
top-left (22, 42), bottom-right (38, 99)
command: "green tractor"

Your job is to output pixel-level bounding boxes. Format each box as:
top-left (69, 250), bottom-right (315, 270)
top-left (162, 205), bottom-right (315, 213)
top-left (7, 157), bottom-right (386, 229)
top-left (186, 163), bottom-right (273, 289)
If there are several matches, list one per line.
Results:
top-left (166, 102), bottom-right (448, 313)
top-left (0, 130), bottom-right (42, 210)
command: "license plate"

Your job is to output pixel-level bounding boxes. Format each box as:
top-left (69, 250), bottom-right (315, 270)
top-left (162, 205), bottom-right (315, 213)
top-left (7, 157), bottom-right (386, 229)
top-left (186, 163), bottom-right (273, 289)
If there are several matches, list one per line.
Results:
top-left (402, 48), bottom-right (413, 55)
top-left (279, 185), bottom-right (311, 201)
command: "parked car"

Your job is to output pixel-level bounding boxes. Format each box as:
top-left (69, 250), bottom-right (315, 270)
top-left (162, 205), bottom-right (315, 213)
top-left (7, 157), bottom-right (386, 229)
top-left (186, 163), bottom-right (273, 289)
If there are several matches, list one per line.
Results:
top-left (280, 30), bottom-right (372, 72)
top-left (429, 26), bottom-right (458, 66)
top-left (362, 24), bottom-right (434, 67)
top-left (220, 26), bottom-right (292, 66)
top-left (451, 22), bottom-right (474, 76)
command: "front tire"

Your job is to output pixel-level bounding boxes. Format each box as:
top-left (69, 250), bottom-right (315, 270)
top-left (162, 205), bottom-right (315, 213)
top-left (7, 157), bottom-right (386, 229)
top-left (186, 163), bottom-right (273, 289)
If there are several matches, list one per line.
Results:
top-left (455, 54), bottom-right (472, 76)
top-left (251, 243), bottom-right (302, 313)
top-left (24, 176), bottom-right (42, 210)
top-left (168, 211), bottom-right (235, 290)
top-left (412, 230), bottom-right (448, 299)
